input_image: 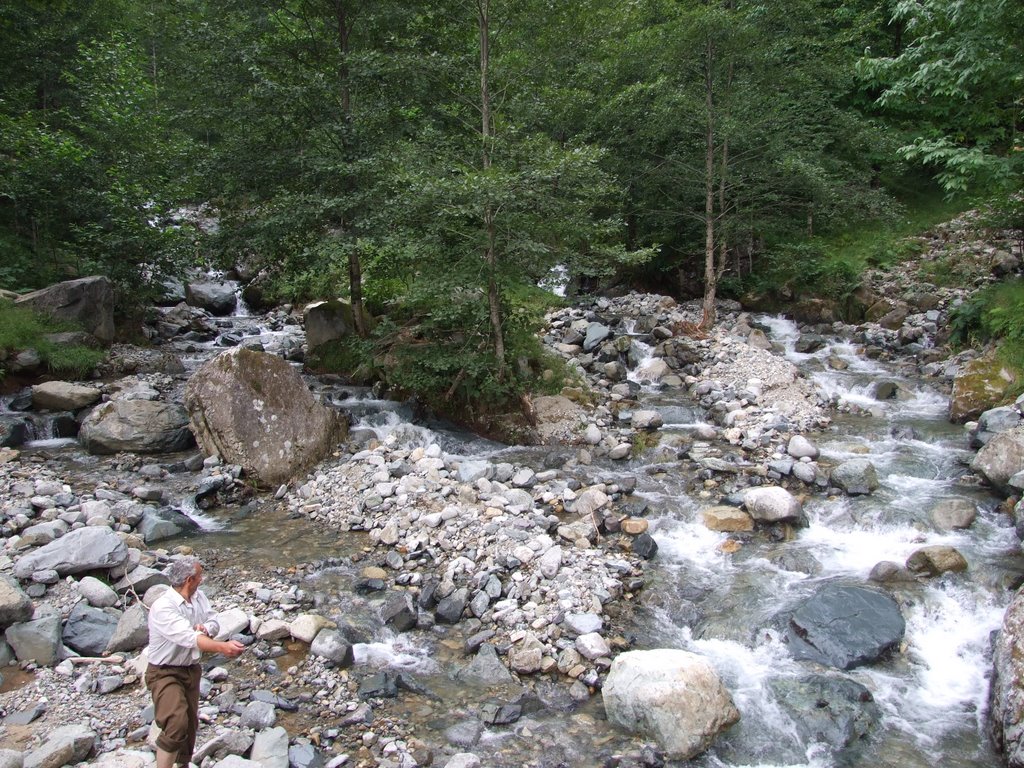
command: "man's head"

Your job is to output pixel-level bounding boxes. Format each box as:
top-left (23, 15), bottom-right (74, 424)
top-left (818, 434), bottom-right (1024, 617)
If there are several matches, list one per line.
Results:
top-left (165, 556), bottom-right (203, 597)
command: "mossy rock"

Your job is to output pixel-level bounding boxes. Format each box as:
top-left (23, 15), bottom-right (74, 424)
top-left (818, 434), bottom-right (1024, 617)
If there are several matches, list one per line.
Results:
top-left (949, 356), bottom-right (1017, 423)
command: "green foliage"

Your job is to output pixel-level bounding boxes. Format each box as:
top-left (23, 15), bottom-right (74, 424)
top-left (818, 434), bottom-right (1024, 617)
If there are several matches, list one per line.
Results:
top-left (0, 300), bottom-right (105, 378)
top-left (949, 280), bottom-right (1024, 376)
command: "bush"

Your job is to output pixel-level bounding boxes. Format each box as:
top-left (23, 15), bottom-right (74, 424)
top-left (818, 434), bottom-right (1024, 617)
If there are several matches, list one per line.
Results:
top-left (949, 279), bottom-right (1024, 375)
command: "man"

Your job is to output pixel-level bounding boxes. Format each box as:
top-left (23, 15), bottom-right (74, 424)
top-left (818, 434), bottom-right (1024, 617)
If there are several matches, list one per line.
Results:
top-left (145, 556), bottom-right (245, 768)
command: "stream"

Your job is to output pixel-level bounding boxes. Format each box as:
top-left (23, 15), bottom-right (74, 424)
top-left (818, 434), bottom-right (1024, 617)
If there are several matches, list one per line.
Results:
top-left (3, 300), bottom-right (1017, 768)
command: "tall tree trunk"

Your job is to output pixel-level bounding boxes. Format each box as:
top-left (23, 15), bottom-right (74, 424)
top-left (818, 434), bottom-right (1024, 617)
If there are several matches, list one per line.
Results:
top-left (334, 1), bottom-right (368, 337)
top-left (700, 35), bottom-right (718, 330)
top-left (479, 0), bottom-right (506, 378)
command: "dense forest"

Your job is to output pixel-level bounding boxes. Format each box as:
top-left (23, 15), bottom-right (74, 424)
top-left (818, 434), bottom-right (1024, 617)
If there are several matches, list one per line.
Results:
top-left (1, 0), bottom-right (1022, 412)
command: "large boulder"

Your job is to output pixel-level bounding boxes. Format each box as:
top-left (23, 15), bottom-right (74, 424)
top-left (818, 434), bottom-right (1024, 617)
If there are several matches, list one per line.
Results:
top-left (303, 299), bottom-right (372, 351)
top-left (79, 400), bottom-right (194, 454)
top-left (990, 585), bottom-right (1024, 766)
top-left (13, 527), bottom-right (129, 579)
top-left (5, 614), bottom-right (61, 666)
top-left (62, 601), bottom-right (119, 656)
top-left (776, 582), bottom-right (905, 670)
top-left (15, 276), bottom-right (115, 344)
top-left (949, 357), bottom-right (1016, 423)
top-left (602, 649), bottom-right (739, 760)
top-left (31, 382), bottom-right (102, 411)
top-left (184, 348), bottom-right (347, 486)
top-left (972, 427), bottom-right (1024, 494)
top-left (185, 281), bottom-right (237, 316)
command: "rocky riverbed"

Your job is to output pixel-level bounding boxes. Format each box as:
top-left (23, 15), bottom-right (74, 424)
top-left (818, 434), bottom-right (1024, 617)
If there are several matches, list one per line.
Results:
top-left (2, 213), bottom-right (1024, 768)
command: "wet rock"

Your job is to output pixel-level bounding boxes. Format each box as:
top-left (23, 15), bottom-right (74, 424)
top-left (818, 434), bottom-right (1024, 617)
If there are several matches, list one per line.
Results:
top-left (62, 601), bottom-right (119, 656)
top-left (309, 629), bottom-right (353, 668)
top-left (766, 674), bottom-right (880, 760)
top-left (446, 718), bottom-right (484, 748)
top-left (603, 649), bottom-right (739, 760)
top-left (184, 348), bottom-right (347, 486)
top-left (480, 701), bottom-right (522, 725)
top-left (16, 276), bottom-right (114, 344)
top-left (868, 561), bottom-right (915, 583)
top-left (929, 498), bottom-right (978, 531)
top-left (138, 507), bottom-right (199, 543)
top-left (382, 592), bottom-right (417, 632)
top-left (631, 410), bottom-right (664, 430)
top-left (436, 588), bottom-right (468, 625)
top-left (79, 400), bottom-right (195, 455)
top-left (632, 533), bottom-right (658, 560)
top-left (701, 506), bottom-right (754, 533)
top-left (0, 416), bottom-right (30, 448)
top-left (455, 643), bottom-right (514, 686)
top-left (971, 406), bottom-right (1021, 448)
top-left (13, 527), bottom-right (128, 579)
top-left (31, 382), bottom-right (102, 412)
top-left (777, 582), bottom-right (905, 670)
top-left (830, 459), bottom-right (879, 496)
top-left (742, 487), bottom-right (804, 523)
top-left (972, 427), bottom-right (1024, 494)
top-left (906, 545), bottom-right (968, 577)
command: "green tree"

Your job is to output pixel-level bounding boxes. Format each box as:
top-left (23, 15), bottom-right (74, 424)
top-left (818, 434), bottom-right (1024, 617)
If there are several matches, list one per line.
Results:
top-left (858, 0), bottom-right (1024, 195)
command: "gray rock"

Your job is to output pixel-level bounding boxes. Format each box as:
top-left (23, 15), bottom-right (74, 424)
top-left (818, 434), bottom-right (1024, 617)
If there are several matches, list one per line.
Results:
top-left (31, 382), bottom-right (102, 412)
top-left (113, 565), bottom-right (169, 594)
top-left (443, 755), bottom-right (482, 768)
top-left (186, 281), bottom-right (237, 316)
top-left (13, 527), bottom-right (128, 579)
top-left (777, 583), bottom-right (905, 670)
top-left (830, 459), bottom-right (879, 496)
top-left (990, 585), bottom-right (1024, 765)
top-left (603, 649), bottom-right (739, 760)
top-left (382, 592), bottom-right (417, 632)
top-left (929, 498), bottom-right (978, 531)
top-left (22, 723), bottom-right (95, 768)
top-left (563, 612), bottom-right (603, 637)
top-left (287, 743), bottom-right (325, 768)
top-left (0, 748), bottom-right (23, 768)
top-left (62, 601), bottom-right (119, 656)
top-left (79, 400), bottom-right (195, 455)
top-left (445, 719), bottom-right (484, 748)
top-left (583, 323), bottom-right (612, 353)
top-left (436, 588), bottom-right (468, 625)
top-left (250, 726), bottom-right (289, 768)
top-left (303, 299), bottom-right (355, 351)
top-left (0, 575), bottom-right (33, 630)
top-left (240, 701), bottom-right (277, 730)
top-left (184, 348), bottom-right (347, 486)
top-left (743, 486), bottom-right (803, 523)
top-left (455, 643), bottom-right (514, 686)
top-left (105, 604), bottom-right (149, 653)
top-left (138, 507), bottom-right (199, 544)
top-left (786, 435), bottom-right (819, 459)
top-left (16, 276), bottom-right (115, 344)
top-left (309, 629), bottom-right (353, 668)
top-left (575, 632), bottom-right (611, 660)
top-left (972, 427), bottom-right (1024, 494)
top-left (210, 757), bottom-right (262, 768)
top-left (631, 410), bottom-right (664, 430)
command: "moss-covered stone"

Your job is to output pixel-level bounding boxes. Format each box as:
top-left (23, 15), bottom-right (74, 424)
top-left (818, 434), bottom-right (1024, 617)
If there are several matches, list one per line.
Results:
top-left (949, 356), bottom-right (1017, 423)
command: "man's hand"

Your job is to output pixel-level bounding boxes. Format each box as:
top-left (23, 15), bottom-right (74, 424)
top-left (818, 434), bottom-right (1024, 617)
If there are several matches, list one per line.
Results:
top-left (219, 639), bottom-right (245, 658)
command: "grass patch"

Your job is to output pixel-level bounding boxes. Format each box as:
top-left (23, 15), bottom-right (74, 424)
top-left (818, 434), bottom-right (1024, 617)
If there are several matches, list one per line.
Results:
top-left (0, 300), bottom-right (106, 379)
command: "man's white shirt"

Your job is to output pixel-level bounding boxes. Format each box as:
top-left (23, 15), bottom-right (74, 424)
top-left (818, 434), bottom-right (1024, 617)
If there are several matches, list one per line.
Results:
top-left (146, 588), bottom-right (213, 665)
